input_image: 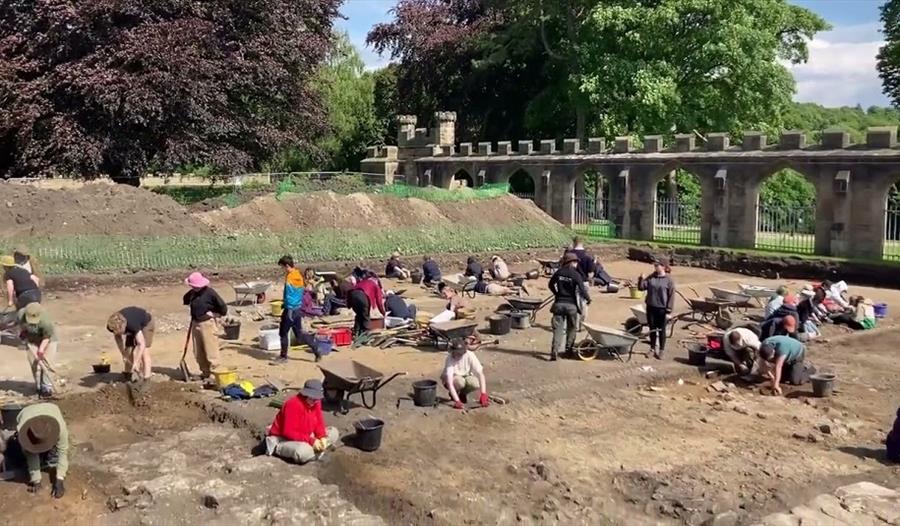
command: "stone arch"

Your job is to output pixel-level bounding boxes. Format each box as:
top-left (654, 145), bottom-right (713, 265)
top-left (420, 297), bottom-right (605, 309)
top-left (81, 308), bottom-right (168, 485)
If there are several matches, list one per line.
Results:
top-left (450, 168), bottom-right (474, 189)
top-left (508, 168), bottom-right (536, 197)
top-left (571, 164), bottom-right (615, 238)
top-left (883, 178), bottom-right (900, 261)
top-left (751, 162), bottom-right (820, 254)
top-left (651, 162), bottom-right (704, 245)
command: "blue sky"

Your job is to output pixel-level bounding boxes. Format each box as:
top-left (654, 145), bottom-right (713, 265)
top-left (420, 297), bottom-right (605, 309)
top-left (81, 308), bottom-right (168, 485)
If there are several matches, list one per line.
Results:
top-left (336, 0), bottom-right (891, 108)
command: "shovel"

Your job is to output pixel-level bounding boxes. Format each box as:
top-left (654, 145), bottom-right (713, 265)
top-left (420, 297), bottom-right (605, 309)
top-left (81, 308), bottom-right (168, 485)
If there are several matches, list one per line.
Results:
top-left (178, 321), bottom-right (194, 382)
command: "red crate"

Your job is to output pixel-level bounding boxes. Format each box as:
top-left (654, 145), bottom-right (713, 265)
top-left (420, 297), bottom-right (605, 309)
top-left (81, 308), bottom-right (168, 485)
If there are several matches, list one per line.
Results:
top-left (330, 327), bottom-right (352, 347)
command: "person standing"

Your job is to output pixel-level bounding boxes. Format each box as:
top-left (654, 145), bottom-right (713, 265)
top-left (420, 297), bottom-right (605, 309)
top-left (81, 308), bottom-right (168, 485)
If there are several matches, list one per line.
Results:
top-left (273, 256), bottom-right (307, 365)
top-left (637, 259), bottom-right (675, 359)
top-left (548, 253), bottom-right (591, 361)
top-left (183, 272), bottom-right (227, 379)
top-left (17, 402), bottom-right (68, 498)
top-left (568, 237), bottom-right (594, 328)
top-left (3, 255), bottom-right (41, 310)
top-left (106, 307), bottom-right (155, 381)
top-left (17, 303), bottom-right (58, 397)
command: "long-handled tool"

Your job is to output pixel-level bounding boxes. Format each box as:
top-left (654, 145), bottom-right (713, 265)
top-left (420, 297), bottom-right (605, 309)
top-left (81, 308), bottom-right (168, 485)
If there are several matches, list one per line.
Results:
top-left (178, 321), bottom-right (194, 382)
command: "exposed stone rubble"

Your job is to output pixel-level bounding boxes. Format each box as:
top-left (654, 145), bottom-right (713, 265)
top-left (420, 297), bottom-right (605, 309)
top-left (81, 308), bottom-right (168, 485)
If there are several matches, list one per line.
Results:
top-left (751, 482), bottom-right (900, 526)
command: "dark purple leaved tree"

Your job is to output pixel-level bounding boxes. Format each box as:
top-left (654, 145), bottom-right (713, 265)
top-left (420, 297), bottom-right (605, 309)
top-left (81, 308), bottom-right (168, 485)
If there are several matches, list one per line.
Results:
top-left (0, 0), bottom-right (341, 180)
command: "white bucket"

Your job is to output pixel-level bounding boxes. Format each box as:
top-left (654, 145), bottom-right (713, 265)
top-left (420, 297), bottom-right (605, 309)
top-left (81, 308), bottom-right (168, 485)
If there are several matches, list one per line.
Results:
top-left (259, 326), bottom-right (281, 351)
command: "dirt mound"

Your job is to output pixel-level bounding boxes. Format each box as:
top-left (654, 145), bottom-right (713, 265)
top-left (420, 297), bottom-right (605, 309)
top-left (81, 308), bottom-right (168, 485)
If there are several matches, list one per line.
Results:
top-left (194, 191), bottom-right (561, 233)
top-left (0, 182), bottom-right (211, 238)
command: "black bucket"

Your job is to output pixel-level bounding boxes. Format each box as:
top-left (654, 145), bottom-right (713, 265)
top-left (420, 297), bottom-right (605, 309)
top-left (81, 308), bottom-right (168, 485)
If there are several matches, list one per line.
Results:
top-left (410, 270), bottom-right (423, 285)
top-left (811, 373), bottom-right (836, 398)
top-left (354, 418), bottom-right (385, 452)
top-left (412, 380), bottom-right (437, 407)
top-left (489, 314), bottom-right (511, 335)
top-left (1, 403), bottom-right (23, 431)
top-left (223, 322), bottom-right (241, 341)
top-left (687, 344), bottom-right (708, 366)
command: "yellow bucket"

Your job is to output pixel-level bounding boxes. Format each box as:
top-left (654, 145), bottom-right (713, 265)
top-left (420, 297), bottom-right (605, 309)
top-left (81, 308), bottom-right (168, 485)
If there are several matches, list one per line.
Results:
top-left (629, 286), bottom-right (644, 300)
top-left (270, 300), bottom-right (284, 317)
top-left (212, 368), bottom-right (238, 389)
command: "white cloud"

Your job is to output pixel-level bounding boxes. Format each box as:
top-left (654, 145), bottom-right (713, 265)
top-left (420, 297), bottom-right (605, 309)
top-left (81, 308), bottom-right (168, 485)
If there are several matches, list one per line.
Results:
top-left (788, 23), bottom-right (890, 107)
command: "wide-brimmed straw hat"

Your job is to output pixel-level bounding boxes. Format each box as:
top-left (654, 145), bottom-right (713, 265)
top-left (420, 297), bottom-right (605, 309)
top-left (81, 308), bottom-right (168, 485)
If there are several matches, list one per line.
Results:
top-left (0, 255), bottom-right (14, 267)
top-left (24, 303), bottom-right (43, 324)
top-left (300, 379), bottom-right (324, 400)
top-left (185, 272), bottom-right (210, 289)
top-left (18, 412), bottom-right (60, 454)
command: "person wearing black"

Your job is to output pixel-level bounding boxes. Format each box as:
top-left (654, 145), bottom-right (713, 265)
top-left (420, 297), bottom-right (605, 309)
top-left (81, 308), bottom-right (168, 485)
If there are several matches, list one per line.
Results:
top-left (385, 252), bottom-right (410, 280)
top-left (385, 291), bottom-right (417, 320)
top-left (548, 252), bottom-right (591, 361)
top-left (106, 307), bottom-right (155, 381)
top-left (2, 256), bottom-right (41, 310)
top-left (567, 238), bottom-right (594, 328)
top-left (183, 272), bottom-right (228, 379)
top-left (464, 257), bottom-right (484, 281)
top-left (637, 260), bottom-right (676, 359)
top-left (347, 287), bottom-right (371, 336)
top-left (422, 256), bottom-right (442, 285)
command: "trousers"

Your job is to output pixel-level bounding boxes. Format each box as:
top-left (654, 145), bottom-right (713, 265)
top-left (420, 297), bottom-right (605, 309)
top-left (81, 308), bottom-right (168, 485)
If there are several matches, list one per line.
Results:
top-left (265, 427), bottom-right (340, 464)
top-left (279, 307), bottom-right (303, 358)
top-left (25, 341), bottom-right (58, 394)
top-left (191, 319), bottom-right (220, 377)
top-left (646, 306), bottom-right (668, 351)
top-left (348, 289), bottom-right (370, 336)
top-left (550, 302), bottom-right (579, 358)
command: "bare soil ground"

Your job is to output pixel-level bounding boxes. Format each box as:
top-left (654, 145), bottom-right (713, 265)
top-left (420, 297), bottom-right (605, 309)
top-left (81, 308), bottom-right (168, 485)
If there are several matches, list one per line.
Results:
top-left (2, 257), bottom-right (900, 525)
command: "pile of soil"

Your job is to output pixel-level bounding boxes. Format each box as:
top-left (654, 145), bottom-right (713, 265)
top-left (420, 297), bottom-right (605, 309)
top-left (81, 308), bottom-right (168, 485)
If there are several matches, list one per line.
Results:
top-left (194, 191), bottom-right (561, 233)
top-left (0, 182), bottom-right (212, 238)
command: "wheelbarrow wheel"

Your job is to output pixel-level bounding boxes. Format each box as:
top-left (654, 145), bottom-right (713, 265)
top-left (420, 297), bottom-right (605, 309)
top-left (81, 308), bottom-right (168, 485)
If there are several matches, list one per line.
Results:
top-left (623, 317), bottom-right (642, 336)
top-left (574, 340), bottom-right (598, 361)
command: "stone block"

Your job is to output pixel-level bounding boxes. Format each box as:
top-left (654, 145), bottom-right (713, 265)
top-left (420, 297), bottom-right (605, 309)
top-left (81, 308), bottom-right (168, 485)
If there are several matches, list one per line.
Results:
top-left (760, 512), bottom-right (799, 526)
top-left (587, 138), bottom-right (606, 154)
top-left (458, 142), bottom-right (473, 156)
top-left (441, 145), bottom-right (455, 156)
top-left (790, 505), bottom-right (844, 526)
top-left (644, 135), bottom-right (663, 153)
top-left (518, 140), bottom-right (534, 155)
top-left (811, 493), bottom-right (876, 526)
top-left (540, 139), bottom-right (556, 154)
top-left (821, 129), bottom-right (850, 149)
top-left (477, 142), bottom-right (492, 156)
top-left (835, 482), bottom-right (899, 499)
top-left (780, 131), bottom-right (807, 150)
top-left (562, 138), bottom-right (580, 154)
top-left (365, 146), bottom-right (379, 159)
top-left (867, 126), bottom-right (898, 148)
top-left (743, 132), bottom-right (767, 150)
top-left (675, 134), bottom-right (695, 152)
top-left (496, 141), bottom-right (512, 155)
top-left (614, 136), bottom-right (633, 153)
top-left (707, 133), bottom-right (730, 151)
top-left (382, 146), bottom-right (398, 159)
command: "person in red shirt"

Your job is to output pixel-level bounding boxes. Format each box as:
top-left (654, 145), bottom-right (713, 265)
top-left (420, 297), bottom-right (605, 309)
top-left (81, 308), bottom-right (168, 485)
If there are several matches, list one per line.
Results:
top-left (348, 276), bottom-right (386, 336)
top-left (265, 379), bottom-right (339, 464)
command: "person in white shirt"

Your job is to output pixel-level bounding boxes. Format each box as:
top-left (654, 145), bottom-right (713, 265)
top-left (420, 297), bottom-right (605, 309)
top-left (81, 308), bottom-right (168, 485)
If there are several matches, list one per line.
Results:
top-left (442, 338), bottom-right (490, 410)
top-left (764, 286), bottom-right (788, 318)
top-left (489, 255), bottom-right (510, 281)
top-left (723, 327), bottom-right (761, 374)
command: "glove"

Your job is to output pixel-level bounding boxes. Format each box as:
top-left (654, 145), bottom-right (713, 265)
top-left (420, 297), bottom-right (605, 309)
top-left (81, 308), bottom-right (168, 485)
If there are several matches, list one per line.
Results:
top-left (453, 401), bottom-right (464, 410)
top-left (479, 392), bottom-right (490, 407)
top-left (27, 481), bottom-right (42, 494)
top-left (51, 479), bottom-right (65, 499)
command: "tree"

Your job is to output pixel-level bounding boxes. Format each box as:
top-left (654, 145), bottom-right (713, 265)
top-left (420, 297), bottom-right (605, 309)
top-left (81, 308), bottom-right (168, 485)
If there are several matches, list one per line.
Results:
top-left (878, 0), bottom-right (900, 107)
top-left (0, 0), bottom-right (341, 179)
top-left (369, 0), bottom-right (828, 142)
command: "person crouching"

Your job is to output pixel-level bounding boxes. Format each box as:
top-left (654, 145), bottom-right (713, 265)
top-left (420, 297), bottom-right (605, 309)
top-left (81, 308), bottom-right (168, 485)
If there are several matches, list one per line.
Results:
top-left (442, 338), bottom-right (489, 410)
top-left (265, 379), bottom-right (339, 464)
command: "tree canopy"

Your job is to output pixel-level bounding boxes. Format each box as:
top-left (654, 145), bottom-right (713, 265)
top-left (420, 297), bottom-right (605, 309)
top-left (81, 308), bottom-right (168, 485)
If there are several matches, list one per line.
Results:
top-left (879, 0), bottom-right (900, 108)
top-left (368, 0), bottom-right (828, 142)
top-left (0, 0), bottom-right (340, 179)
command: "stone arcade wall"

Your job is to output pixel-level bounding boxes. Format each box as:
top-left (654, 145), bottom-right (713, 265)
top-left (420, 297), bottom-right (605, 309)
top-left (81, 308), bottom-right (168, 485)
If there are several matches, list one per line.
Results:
top-left (362, 112), bottom-right (900, 259)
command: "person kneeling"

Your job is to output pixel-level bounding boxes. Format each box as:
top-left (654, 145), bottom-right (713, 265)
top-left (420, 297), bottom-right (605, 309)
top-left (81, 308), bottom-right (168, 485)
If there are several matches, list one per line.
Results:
top-left (265, 379), bottom-right (339, 464)
top-left (442, 339), bottom-right (489, 410)
top-left (757, 336), bottom-right (815, 396)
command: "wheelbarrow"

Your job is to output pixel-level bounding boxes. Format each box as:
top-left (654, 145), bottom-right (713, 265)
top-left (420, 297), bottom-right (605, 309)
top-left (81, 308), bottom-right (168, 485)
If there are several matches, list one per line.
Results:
top-left (708, 287), bottom-right (754, 311)
top-left (319, 359), bottom-right (406, 415)
top-left (537, 258), bottom-right (560, 276)
top-left (623, 304), bottom-right (678, 338)
top-left (574, 323), bottom-right (641, 362)
top-left (504, 296), bottom-right (553, 324)
top-left (739, 283), bottom-right (777, 306)
top-left (232, 280), bottom-right (271, 305)
top-left (676, 289), bottom-right (734, 325)
top-left (427, 320), bottom-right (479, 349)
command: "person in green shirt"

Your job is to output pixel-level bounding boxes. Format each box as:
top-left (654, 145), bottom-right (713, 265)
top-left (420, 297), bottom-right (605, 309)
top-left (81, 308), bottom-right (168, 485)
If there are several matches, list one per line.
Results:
top-left (16, 402), bottom-right (68, 498)
top-left (757, 335), bottom-right (815, 395)
top-left (17, 303), bottom-right (59, 397)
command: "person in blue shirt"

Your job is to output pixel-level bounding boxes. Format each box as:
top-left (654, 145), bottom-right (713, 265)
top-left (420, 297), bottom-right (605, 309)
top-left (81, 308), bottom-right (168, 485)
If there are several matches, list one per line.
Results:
top-left (757, 335), bottom-right (814, 395)
top-left (422, 255), bottom-right (442, 286)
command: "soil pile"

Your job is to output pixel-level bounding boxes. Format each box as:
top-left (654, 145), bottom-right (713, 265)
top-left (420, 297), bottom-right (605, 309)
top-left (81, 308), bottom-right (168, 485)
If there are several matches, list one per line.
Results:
top-left (194, 191), bottom-right (561, 233)
top-left (0, 182), bottom-right (211, 238)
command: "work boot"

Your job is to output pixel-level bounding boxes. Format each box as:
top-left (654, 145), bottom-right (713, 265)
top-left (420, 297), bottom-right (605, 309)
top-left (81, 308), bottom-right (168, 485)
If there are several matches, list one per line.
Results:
top-left (655, 348), bottom-right (665, 360)
top-left (270, 356), bottom-right (288, 365)
top-left (549, 352), bottom-right (558, 362)
top-left (314, 352), bottom-right (322, 363)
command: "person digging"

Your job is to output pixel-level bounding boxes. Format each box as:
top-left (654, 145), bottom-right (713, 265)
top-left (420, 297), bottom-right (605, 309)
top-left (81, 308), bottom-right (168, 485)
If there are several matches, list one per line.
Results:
top-left (17, 402), bottom-right (69, 498)
top-left (107, 307), bottom-right (155, 382)
top-left (265, 379), bottom-right (339, 464)
top-left (442, 338), bottom-right (490, 410)
top-left (756, 335), bottom-right (816, 396)
top-left (18, 303), bottom-right (59, 398)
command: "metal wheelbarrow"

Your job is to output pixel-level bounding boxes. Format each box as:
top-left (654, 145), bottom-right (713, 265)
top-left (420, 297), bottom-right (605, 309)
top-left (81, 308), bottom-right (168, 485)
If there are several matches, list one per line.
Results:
top-left (575, 323), bottom-right (641, 362)
top-left (504, 296), bottom-right (553, 324)
top-left (623, 304), bottom-right (678, 338)
top-left (428, 320), bottom-right (479, 349)
top-left (319, 359), bottom-right (406, 415)
top-left (232, 280), bottom-right (271, 305)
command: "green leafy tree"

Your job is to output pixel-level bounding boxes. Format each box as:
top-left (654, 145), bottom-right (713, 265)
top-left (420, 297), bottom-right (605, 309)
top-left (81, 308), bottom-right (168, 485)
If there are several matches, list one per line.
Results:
top-left (879, 0), bottom-right (900, 108)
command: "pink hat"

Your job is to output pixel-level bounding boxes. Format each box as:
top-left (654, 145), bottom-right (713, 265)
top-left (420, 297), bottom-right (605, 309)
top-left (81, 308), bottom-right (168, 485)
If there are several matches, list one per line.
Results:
top-left (185, 272), bottom-right (210, 289)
